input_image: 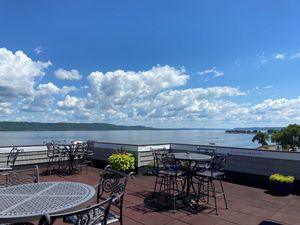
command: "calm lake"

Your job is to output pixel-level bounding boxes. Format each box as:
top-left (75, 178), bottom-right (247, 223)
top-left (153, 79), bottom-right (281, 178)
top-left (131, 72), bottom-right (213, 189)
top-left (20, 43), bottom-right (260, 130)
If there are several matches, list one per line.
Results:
top-left (0, 130), bottom-right (259, 148)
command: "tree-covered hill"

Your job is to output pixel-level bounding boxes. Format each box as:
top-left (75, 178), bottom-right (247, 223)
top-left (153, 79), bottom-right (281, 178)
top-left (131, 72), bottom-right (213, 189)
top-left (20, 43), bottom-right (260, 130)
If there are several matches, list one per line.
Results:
top-left (0, 122), bottom-right (157, 131)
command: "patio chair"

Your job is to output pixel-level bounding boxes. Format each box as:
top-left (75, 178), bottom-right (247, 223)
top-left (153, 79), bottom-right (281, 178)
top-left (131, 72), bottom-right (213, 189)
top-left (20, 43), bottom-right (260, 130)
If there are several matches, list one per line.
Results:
top-left (0, 165), bottom-right (39, 187)
top-left (46, 142), bottom-right (64, 175)
top-left (95, 165), bottom-right (135, 225)
top-left (38, 194), bottom-right (117, 225)
top-left (76, 141), bottom-right (94, 172)
top-left (0, 147), bottom-right (23, 172)
top-left (84, 140), bottom-right (95, 167)
top-left (154, 153), bottom-right (185, 213)
top-left (193, 154), bottom-right (228, 215)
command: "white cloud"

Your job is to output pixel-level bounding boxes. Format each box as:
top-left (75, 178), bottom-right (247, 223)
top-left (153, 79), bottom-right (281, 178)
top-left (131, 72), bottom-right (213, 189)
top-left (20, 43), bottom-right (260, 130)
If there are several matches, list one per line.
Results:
top-left (2, 48), bottom-right (300, 127)
top-left (0, 48), bottom-right (51, 102)
top-left (290, 52), bottom-right (300, 59)
top-left (275, 54), bottom-right (285, 59)
top-left (198, 67), bottom-right (224, 77)
top-left (88, 65), bottom-right (188, 107)
top-left (0, 102), bottom-right (11, 114)
top-left (34, 46), bottom-right (43, 54)
top-left (54, 68), bottom-right (82, 80)
top-left (20, 83), bottom-right (76, 112)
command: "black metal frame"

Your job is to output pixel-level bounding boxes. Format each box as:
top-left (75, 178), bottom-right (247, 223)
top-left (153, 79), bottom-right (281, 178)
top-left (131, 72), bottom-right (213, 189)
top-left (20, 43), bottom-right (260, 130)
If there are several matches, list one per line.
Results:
top-left (46, 142), bottom-right (64, 175)
top-left (38, 194), bottom-right (117, 225)
top-left (96, 165), bottom-right (134, 225)
top-left (154, 152), bottom-right (185, 213)
top-left (0, 165), bottom-right (39, 187)
top-left (194, 154), bottom-right (228, 214)
top-left (2, 147), bottom-right (24, 171)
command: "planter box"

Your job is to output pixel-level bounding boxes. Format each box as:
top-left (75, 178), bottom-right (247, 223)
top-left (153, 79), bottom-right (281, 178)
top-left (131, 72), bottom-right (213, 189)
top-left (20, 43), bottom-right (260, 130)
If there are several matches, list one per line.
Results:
top-left (270, 182), bottom-right (293, 196)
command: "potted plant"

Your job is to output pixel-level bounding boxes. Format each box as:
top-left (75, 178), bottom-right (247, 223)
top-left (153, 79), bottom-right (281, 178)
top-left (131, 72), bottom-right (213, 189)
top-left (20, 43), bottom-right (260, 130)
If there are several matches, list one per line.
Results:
top-left (108, 152), bottom-right (135, 173)
top-left (269, 173), bottom-right (294, 196)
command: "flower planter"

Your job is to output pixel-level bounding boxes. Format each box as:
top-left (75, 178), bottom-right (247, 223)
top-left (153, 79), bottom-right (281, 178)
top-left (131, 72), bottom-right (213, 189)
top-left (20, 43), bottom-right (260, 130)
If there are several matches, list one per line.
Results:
top-left (270, 182), bottom-right (293, 196)
top-left (269, 173), bottom-right (294, 196)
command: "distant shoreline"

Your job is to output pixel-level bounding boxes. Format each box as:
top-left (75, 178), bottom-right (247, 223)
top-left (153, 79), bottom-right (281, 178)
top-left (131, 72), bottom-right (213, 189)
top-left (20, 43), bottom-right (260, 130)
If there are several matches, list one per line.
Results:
top-left (0, 121), bottom-right (226, 131)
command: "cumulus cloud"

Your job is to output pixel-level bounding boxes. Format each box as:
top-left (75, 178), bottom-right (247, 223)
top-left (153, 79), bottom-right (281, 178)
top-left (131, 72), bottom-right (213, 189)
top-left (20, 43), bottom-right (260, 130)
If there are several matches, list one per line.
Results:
top-left (275, 54), bottom-right (285, 59)
top-left (2, 47), bottom-right (300, 127)
top-left (57, 95), bottom-right (81, 109)
top-left (0, 102), bottom-right (11, 114)
top-left (198, 67), bottom-right (224, 77)
top-left (88, 65), bottom-right (188, 107)
top-left (20, 83), bottom-right (76, 112)
top-left (54, 68), bottom-right (82, 80)
top-left (0, 48), bottom-right (51, 102)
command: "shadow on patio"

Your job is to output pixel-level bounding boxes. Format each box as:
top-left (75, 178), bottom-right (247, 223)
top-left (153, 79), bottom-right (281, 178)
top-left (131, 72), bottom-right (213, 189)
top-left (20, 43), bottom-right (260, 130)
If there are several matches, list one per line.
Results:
top-left (36, 167), bottom-right (300, 225)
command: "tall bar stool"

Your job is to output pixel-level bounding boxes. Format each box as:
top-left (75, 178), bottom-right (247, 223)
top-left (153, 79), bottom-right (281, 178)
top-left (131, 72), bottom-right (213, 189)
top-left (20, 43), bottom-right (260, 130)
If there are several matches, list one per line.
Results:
top-left (155, 152), bottom-right (184, 212)
top-left (194, 154), bottom-right (228, 215)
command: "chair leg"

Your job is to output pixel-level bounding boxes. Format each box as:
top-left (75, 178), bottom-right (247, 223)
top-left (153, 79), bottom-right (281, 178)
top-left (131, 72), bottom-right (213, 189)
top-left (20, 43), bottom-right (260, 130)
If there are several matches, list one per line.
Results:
top-left (172, 176), bottom-right (177, 213)
top-left (153, 175), bottom-right (159, 196)
top-left (157, 176), bottom-right (164, 210)
top-left (211, 180), bottom-right (218, 215)
top-left (219, 179), bottom-right (228, 209)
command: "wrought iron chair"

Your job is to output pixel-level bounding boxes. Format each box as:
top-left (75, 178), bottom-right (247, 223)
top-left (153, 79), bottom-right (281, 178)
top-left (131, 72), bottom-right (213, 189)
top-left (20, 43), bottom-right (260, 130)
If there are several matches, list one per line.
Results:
top-left (95, 165), bottom-right (134, 225)
top-left (193, 154), bottom-right (228, 214)
top-left (84, 140), bottom-right (95, 167)
top-left (46, 142), bottom-right (64, 175)
top-left (38, 194), bottom-right (117, 225)
top-left (76, 141), bottom-right (94, 172)
top-left (0, 165), bottom-right (39, 187)
top-left (0, 147), bottom-right (23, 172)
top-left (154, 152), bottom-right (185, 212)
top-left (196, 146), bottom-right (216, 170)
top-left (150, 147), bottom-right (169, 194)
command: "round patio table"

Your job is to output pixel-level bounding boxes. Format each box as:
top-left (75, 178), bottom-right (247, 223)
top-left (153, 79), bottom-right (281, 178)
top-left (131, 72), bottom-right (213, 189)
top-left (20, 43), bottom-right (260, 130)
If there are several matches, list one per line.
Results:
top-left (0, 181), bottom-right (95, 223)
top-left (173, 152), bottom-right (212, 208)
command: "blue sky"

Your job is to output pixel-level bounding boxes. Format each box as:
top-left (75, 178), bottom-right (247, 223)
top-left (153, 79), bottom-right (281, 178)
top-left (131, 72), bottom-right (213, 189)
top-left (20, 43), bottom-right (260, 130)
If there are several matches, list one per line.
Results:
top-left (1, 0), bottom-right (300, 128)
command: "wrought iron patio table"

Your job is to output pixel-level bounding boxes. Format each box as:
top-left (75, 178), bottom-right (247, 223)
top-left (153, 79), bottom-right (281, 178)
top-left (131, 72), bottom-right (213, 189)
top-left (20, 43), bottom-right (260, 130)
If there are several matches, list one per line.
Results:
top-left (173, 152), bottom-right (212, 208)
top-left (0, 181), bottom-right (95, 223)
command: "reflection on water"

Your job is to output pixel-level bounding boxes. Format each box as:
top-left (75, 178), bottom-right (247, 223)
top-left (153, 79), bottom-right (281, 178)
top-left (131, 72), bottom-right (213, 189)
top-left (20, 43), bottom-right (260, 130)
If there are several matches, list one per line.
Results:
top-left (0, 130), bottom-right (258, 148)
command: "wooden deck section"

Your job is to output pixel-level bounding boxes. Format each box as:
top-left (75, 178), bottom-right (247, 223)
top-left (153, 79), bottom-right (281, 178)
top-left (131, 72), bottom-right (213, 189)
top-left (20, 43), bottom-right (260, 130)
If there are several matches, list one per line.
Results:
top-left (38, 167), bottom-right (300, 225)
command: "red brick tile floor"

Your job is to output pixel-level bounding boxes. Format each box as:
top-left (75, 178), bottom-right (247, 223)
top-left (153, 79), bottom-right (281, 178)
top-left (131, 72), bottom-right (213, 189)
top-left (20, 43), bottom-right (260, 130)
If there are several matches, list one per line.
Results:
top-left (35, 167), bottom-right (300, 225)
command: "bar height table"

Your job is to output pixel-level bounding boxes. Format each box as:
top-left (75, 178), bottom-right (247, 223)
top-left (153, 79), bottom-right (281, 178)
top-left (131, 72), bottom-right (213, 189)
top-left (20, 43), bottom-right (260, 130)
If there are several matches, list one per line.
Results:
top-left (0, 181), bottom-right (95, 223)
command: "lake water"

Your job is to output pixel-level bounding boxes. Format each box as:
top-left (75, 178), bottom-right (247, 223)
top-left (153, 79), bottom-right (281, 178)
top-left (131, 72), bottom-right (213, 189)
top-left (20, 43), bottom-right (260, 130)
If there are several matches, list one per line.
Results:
top-left (0, 130), bottom-right (259, 148)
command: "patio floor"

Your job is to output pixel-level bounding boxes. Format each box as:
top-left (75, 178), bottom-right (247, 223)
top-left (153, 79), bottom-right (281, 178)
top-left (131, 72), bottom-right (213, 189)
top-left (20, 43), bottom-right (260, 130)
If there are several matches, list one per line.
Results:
top-left (39, 167), bottom-right (300, 225)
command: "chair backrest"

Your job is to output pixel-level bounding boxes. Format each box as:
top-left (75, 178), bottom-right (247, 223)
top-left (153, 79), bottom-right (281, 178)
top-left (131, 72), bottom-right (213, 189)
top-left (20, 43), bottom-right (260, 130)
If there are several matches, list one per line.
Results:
top-left (211, 154), bottom-right (227, 172)
top-left (196, 146), bottom-right (216, 156)
top-left (46, 142), bottom-right (61, 158)
top-left (38, 194), bottom-right (117, 225)
top-left (0, 165), bottom-right (39, 187)
top-left (154, 152), bottom-right (178, 173)
top-left (7, 147), bottom-right (23, 169)
top-left (96, 165), bottom-right (134, 214)
top-left (73, 142), bottom-right (87, 157)
top-left (150, 147), bottom-right (169, 170)
top-left (86, 140), bottom-right (95, 155)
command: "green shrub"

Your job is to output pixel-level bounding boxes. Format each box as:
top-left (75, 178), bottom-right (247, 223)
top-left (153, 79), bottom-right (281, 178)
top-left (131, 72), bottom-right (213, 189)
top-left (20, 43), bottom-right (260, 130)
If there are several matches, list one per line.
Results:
top-left (108, 153), bottom-right (135, 172)
top-left (269, 173), bottom-right (295, 184)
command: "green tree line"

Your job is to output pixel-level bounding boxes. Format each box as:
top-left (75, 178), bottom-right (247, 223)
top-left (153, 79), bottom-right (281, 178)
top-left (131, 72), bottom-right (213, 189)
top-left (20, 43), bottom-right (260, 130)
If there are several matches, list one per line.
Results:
top-left (252, 124), bottom-right (300, 151)
top-left (0, 122), bottom-right (156, 131)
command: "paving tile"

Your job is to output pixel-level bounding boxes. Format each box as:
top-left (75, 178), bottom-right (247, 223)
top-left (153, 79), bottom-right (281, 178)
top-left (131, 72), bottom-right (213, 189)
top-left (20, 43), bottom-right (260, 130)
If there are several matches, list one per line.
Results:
top-left (180, 213), bottom-right (220, 225)
top-left (37, 168), bottom-right (300, 225)
top-left (216, 210), bottom-right (265, 225)
top-left (239, 205), bottom-right (277, 218)
top-left (271, 212), bottom-right (300, 225)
